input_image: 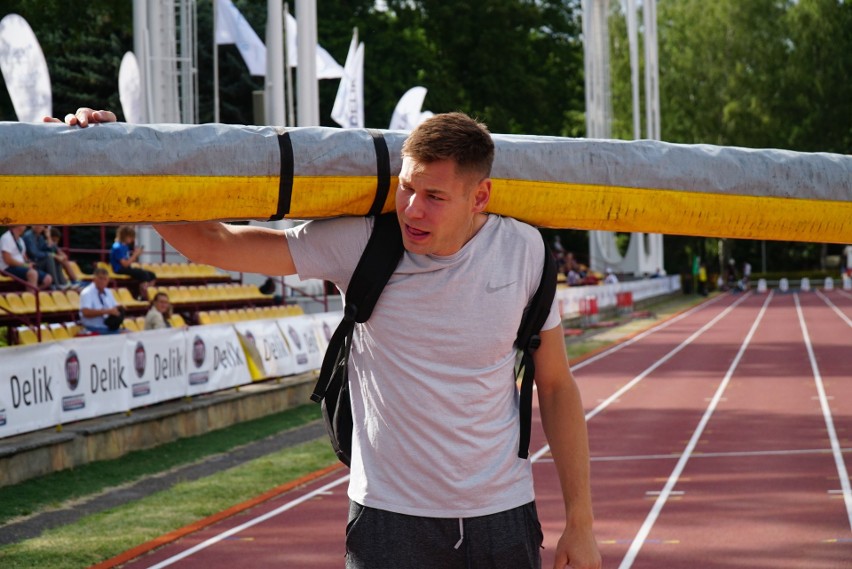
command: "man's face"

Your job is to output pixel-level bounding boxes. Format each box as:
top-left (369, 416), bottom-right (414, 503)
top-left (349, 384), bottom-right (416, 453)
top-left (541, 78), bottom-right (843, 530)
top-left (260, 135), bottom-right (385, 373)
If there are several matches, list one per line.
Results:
top-left (94, 273), bottom-right (109, 292)
top-left (395, 157), bottom-right (490, 256)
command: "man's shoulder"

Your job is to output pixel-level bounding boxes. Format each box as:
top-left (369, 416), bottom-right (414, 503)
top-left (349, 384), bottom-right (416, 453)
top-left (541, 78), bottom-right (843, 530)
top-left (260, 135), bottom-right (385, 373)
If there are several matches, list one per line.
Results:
top-left (80, 284), bottom-right (98, 297)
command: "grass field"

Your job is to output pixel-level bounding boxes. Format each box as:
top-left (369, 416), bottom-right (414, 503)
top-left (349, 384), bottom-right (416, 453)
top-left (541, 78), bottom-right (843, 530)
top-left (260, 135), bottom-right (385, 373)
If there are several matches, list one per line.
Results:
top-left (0, 292), bottom-right (706, 568)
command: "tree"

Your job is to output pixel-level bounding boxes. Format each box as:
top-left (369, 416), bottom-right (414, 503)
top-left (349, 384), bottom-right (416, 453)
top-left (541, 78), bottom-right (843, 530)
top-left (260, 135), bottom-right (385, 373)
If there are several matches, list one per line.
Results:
top-left (609, 0), bottom-right (851, 274)
top-left (0, 0), bottom-right (133, 121)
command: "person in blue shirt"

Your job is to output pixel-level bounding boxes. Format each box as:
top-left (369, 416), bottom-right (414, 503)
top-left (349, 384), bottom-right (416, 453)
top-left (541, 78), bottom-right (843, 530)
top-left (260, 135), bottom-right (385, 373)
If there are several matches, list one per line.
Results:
top-left (110, 226), bottom-right (156, 300)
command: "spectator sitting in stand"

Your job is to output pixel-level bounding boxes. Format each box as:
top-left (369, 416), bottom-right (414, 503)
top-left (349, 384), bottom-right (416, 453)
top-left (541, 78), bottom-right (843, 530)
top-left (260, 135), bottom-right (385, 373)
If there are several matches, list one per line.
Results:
top-left (110, 225), bottom-right (156, 300)
top-left (0, 225), bottom-right (53, 290)
top-left (144, 291), bottom-right (172, 330)
top-left (79, 267), bottom-right (126, 334)
top-left (603, 268), bottom-right (619, 285)
top-left (22, 225), bottom-right (83, 290)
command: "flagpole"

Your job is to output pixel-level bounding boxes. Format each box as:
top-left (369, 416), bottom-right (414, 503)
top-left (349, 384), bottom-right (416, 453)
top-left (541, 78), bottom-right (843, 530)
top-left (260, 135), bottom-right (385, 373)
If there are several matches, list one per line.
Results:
top-left (213, 0), bottom-right (220, 122)
top-left (283, 3), bottom-right (295, 127)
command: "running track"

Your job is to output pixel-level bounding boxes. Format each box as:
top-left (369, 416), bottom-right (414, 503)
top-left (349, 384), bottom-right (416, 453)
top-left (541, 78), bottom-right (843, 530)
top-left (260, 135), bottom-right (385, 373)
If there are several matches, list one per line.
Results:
top-left (108, 290), bottom-right (852, 569)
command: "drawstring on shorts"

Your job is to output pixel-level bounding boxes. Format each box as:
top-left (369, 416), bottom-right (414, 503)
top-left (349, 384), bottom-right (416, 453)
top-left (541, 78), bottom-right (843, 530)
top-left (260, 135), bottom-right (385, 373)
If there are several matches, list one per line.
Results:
top-left (453, 518), bottom-right (464, 549)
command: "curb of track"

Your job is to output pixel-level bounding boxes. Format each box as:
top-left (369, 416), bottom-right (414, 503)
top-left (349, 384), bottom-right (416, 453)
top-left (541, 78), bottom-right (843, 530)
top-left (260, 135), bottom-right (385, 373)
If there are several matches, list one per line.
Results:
top-left (88, 463), bottom-right (344, 569)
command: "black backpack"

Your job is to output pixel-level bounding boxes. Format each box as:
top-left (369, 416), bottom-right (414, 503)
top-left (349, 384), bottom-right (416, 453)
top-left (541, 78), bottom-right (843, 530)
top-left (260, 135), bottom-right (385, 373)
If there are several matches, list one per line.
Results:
top-left (310, 213), bottom-right (558, 467)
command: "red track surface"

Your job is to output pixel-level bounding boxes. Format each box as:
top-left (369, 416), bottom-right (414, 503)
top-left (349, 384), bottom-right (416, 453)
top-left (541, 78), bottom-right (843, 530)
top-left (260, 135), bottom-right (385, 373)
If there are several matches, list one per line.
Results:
top-left (107, 291), bottom-right (852, 569)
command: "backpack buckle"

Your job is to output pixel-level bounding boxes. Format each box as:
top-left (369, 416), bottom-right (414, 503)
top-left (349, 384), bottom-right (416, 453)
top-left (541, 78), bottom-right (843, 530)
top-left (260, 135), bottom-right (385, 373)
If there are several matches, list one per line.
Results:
top-left (528, 333), bottom-right (541, 352)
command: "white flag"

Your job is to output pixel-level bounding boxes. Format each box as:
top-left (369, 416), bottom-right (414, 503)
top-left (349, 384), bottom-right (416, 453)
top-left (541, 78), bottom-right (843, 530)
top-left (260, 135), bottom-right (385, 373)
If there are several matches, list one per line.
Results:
top-left (215, 0), bottom-right (266, 76)
top-left (284, 13), bottom-right (343, 79)
top-left (330, 34), bottom-right (364, 128)
top-left (0, 14), bottom-right (51, 122)
top-left (118, 52), bottom-right (144, 124)
top-left (389, 86), bottom-right (434, 131)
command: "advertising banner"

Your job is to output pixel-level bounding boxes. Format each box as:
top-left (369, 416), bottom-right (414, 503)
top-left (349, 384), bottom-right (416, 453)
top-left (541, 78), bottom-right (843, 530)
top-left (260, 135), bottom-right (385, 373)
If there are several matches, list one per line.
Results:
top-left (184, 324), bottom-right (252, 396)
top-left (123, 328), bottom-right (188, 409)
top-left (312, 311), bottom-right (342, 354)
top-left (277, 315), bottom-right (322, 375)
top-left (234, 319), bottom-right (295, 380)
top-left (58, 335), bottom-right (132, 424)
top-left (0, 342), bottom-right (64, 436)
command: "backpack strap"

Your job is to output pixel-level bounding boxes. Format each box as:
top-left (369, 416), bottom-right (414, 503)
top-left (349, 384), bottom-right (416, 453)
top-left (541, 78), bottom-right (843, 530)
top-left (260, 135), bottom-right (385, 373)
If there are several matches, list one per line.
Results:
top-left (310, 213), bottom-right (404, 466)
top-left (515, 235), bottom-right (558, 459)
top-left (311, 213), bottom-right (403, 403)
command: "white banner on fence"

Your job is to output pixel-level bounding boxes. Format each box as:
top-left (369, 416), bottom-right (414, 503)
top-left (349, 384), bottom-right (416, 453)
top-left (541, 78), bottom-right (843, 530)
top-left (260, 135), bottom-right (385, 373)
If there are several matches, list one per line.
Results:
top-left (0, 342), bottom-right (64, 436)
top-left (124, 328), bottom-right (188, 408)
top-left (278, 315), bottom-right (322, 375)
top-left (58, 335), bottom-right (132, 424)
top-left (184, 324), bottom-right (252, 395)
top-left (234, 319), bottom-right (295, 380)
top-left (311, 310), bottom-right (342, 353)
top-left (0, 310), bottom-right (365, 439)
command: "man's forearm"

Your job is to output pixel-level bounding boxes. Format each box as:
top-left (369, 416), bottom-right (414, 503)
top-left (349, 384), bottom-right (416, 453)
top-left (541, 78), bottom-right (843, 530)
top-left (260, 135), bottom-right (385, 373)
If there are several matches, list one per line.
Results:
top-left (538, 379), bottom-right (594, 526)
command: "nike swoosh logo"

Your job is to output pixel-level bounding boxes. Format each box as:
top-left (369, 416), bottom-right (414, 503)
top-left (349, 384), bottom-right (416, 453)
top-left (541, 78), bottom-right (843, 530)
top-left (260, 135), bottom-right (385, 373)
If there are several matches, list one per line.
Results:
top-left (485, 281), bottom-right (517, 293)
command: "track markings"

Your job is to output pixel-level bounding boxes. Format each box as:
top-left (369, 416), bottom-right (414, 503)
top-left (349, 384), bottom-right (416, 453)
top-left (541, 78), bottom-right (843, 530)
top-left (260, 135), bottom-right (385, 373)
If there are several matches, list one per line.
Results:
top-left (617, 291), bottom-right (774, 569)
top-left (816, 289), bottom-right (852, 328)
top-left (142, 475), bottom-right (350, 569)
top-left (794, 293), bottom-right (852, 532)
top-left (531, 294), bottom-right (749, 465)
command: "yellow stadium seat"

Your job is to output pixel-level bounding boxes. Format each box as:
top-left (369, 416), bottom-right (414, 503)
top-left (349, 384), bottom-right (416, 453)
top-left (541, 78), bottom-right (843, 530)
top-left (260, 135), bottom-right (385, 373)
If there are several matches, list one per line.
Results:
top-left (70, 261), bottom-right (92, 280)
top-left (66, 322), bottom-right (81, 337)
top-left (123, 318), bottom-right (140, 332)
top-left (16, 326), bottom-right (40, 345)
top-left (170, 313), bottom-right (186, 327)
top-left (116, 288), bottom-right (147, 308)
top-left (5, 293), bottom-right (28, 314)
top-left (0, 294), bottom-right (12, 315)
top-left (197, 311), bottom-right (212, 325)
top-left (97, 261), bottom-right (129, 280)
top-left (144, 263), bottom-right (165, 278)
top-left (146, 286), bottom-right (158, 301)
top-left (20, 292), bottom-right (37, 313)
top-left (40, 325), bottom-right (55, 342)
top-left (37, 291), bottom-right (59, 312)
top-left (65, 290), bottom-right (80, 309)
top-left (51, 290), bottom-right (75, 312)
top-left (50, 323), bottom-right (71, 341)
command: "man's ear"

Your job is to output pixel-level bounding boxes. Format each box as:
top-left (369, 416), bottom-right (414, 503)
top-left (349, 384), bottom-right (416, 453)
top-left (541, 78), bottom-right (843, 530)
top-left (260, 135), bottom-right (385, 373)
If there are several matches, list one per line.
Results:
top-left (471, 177), bottom-right (491, 213)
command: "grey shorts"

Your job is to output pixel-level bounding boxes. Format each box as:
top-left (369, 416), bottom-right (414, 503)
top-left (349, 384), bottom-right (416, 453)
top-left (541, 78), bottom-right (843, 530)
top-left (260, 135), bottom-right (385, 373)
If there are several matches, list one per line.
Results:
top-left (345, 500), bottom-right (543, 569)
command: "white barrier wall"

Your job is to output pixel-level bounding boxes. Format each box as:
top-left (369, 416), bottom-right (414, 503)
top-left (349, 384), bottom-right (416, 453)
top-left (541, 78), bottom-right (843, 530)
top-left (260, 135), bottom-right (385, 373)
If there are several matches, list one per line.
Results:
top-left (556, 275), bottom-right (681, 318)
top-left (0, 312), bottom-right (342, 438)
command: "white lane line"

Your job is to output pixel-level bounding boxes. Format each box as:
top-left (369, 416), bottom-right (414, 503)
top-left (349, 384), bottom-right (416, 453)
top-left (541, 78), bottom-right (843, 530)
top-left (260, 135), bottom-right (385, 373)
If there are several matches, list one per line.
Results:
top-left (585, 292), bottom-right (753, 422)
top-left (144, 474), bottom-right (350, 569)
top-left (584, 447), bottom-right (852, 463)
top-left (816, 289), bottom-right (852, 328)
top-left (572, 293), bottom-right (730, 372)
top-left (794, 293), bottom-right (852, 532)
top-left (531, 293), bottom-right (753, 465)
top-left (618, 291), bottom-right (773, 569)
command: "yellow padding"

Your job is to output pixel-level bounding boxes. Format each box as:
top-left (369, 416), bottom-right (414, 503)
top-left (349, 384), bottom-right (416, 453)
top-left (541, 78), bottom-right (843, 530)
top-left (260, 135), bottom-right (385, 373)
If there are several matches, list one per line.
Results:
top-left (488, 179), bottom-right (852, 243)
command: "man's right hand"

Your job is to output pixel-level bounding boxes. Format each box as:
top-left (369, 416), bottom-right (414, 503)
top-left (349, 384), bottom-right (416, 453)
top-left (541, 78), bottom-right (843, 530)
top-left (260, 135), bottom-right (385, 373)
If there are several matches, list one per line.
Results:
top-left (43, 107), bottom-right (116, 128)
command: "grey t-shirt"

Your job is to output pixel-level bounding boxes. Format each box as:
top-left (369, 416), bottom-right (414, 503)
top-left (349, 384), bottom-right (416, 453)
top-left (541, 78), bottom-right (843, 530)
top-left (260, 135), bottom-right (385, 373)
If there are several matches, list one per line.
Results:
top-left (286, 214), bottom-right (561, 517)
